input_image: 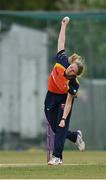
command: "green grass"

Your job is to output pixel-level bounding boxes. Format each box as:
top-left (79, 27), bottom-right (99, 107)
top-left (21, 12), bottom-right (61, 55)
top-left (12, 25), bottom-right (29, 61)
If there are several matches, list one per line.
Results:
top-left (0, 150), bottom-right (106, 179)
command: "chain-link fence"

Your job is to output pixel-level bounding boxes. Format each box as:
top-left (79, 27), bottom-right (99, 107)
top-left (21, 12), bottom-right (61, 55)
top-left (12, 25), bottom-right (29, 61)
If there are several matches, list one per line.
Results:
top-left (0, 11), bottom-right (106, 150)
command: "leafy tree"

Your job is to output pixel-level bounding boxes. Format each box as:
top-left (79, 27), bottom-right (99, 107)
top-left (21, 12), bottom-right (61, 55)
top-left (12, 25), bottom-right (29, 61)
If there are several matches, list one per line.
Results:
top-left (0, 0), bottom-right (106, 10)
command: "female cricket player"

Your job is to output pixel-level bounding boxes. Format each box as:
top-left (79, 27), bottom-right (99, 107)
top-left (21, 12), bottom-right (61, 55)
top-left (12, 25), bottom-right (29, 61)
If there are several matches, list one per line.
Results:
top-left (44, 16), bottom-right (85, 165)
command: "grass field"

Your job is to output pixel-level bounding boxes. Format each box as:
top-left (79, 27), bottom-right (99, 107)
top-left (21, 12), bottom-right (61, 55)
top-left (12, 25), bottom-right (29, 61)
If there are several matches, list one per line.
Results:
top-left (0, 149), bottom-right (106, 179)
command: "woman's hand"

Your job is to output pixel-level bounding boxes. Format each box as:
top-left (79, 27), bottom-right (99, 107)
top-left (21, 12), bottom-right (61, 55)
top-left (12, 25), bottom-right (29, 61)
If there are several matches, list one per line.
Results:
top-left (59, 119), bottom-right (65, 128)
top-left (61, 16), bottom-right (70, 25)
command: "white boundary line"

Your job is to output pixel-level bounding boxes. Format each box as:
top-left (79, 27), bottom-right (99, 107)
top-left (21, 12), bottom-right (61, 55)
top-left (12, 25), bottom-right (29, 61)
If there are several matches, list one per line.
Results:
top-left (0, 179), bottom-right (105, 180)
top-left (0, 163), bottom-right (106, 167)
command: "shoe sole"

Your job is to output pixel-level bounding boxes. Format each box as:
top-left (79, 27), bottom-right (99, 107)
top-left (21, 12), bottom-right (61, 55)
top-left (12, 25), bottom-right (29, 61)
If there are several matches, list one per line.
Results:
top-left (76, 130), bottom-right (85, 151)
top-left (48, 162), bottom-right (62, 165)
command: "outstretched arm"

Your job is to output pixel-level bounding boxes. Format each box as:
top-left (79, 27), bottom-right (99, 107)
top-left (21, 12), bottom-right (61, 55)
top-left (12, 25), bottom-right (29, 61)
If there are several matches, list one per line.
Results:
top-left (59, 93), bottom-right (73, 128)
top-left (57, 16), bottom-right (70, 52)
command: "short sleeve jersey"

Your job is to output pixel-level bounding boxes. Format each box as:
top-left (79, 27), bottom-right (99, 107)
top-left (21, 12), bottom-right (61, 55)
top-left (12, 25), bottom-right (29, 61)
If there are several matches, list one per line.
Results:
top-left (48, 50), bottom-right (79, 96)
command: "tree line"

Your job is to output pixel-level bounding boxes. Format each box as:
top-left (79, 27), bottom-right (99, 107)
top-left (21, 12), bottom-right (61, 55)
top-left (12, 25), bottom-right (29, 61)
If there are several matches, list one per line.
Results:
top-left (0, 0), bottom-right (106, 10)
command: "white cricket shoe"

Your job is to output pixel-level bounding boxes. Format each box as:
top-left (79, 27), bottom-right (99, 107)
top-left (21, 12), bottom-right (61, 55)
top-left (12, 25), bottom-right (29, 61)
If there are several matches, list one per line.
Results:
top-left (76, 130), bottom-right (85, 151)
top-left (48, 156), bottom-right (63, 165)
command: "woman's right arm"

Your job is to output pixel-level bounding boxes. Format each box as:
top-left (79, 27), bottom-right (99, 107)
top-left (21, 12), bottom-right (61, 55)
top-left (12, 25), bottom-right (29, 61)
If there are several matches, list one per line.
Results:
top-left (57, 17), bottom-right (70, 53)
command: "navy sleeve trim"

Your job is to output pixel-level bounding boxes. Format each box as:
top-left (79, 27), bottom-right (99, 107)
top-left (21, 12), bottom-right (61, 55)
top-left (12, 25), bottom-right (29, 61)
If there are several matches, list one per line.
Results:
top-left (57, 49), bottom-right (65, 55)
top-left (55, 50), bottom-right (69, 68)
top-left (68, 79), bottom-right (79, 96)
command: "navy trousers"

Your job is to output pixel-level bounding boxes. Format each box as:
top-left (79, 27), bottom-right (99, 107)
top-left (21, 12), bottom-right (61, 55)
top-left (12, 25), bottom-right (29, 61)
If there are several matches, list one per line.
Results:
top-left (44, 91), bottom-right (78, 159)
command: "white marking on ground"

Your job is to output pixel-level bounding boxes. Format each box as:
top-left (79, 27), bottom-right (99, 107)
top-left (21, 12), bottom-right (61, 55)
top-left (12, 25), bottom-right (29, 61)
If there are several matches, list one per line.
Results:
top-left (0, 163), bottom-right (106, 167)
top-left (0, 179), bottom-right (104, 180)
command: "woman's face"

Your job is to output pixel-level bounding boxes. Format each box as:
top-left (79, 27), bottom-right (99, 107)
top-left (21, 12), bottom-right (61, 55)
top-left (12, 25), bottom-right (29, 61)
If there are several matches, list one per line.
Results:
top-left (65, 63), bottom-right (78, 77)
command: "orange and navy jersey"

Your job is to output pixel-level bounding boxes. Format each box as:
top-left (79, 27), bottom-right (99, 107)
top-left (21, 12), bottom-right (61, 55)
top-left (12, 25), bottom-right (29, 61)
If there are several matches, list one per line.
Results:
top-left (48, 50), bottom-right (79, 96)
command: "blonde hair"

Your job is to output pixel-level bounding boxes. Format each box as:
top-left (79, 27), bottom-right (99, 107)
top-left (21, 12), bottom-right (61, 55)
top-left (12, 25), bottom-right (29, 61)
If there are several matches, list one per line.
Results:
top-left (68, 53), bottom-right (85, 76)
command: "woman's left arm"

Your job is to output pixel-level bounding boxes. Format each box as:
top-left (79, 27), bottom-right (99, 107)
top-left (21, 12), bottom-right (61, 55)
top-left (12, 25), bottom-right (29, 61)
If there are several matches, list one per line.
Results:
top-left (59, 93), bottom-right (73, 128)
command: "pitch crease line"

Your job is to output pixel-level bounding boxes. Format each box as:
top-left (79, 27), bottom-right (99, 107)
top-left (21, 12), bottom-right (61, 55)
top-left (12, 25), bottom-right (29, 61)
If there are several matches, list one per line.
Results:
top-left (0, 163), bottom-right (106, 167)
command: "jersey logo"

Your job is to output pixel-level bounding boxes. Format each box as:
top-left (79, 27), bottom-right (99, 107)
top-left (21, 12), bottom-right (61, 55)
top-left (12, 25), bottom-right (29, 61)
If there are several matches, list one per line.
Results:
top-left (74, 89), bottom-right (77, 93)
top-left (61, 103), bottom-right (65, 110)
